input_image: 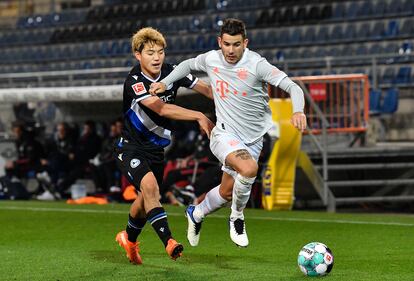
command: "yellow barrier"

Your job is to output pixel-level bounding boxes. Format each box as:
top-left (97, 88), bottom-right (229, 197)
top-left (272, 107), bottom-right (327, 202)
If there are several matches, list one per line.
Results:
top-left (262, 99), bottom-right (302, 210)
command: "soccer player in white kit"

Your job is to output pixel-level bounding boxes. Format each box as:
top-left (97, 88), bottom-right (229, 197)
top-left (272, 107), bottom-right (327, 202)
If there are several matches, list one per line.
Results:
top-left (150, 18), bottom-right (307, 248)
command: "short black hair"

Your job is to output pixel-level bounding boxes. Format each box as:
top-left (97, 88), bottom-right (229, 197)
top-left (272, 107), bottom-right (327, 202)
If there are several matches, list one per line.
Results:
top-left (220, 18), bottom-right (247, 39)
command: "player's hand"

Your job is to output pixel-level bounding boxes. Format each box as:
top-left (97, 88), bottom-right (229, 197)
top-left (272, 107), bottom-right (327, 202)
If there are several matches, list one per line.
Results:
top-left (291, 112), bottom-right (307, 132)
top-left (149, 82), bottom-right (166, 95)
top-left (197, 115), bottom-right (215, 138)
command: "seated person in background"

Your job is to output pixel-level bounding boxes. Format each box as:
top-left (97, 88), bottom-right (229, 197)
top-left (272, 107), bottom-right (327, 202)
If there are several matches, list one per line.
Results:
top-left (92, 119), bottom-right (123, 193)
top-left (36, 122), bottom-right (76, 200)
top-left (5, 121), bottom-right (46, 182)
top-left (53, 120), bottom-right (102, 197)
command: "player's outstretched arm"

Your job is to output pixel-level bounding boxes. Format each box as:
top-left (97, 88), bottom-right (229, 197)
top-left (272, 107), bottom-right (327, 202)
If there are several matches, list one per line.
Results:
top-left (278, 77), bottom-right (307, 132)
top-left (140, 96), bottom-right (214, 137)
top-left (149, 59), bottom-right (195, 95)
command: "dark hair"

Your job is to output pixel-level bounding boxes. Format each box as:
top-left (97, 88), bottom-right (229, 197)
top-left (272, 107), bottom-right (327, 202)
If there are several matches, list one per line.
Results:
top-left (220, 18), bottom-right (247, 39)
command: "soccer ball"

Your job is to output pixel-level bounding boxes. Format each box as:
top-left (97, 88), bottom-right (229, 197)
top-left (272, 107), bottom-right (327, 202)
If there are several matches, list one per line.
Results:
top-left (297, 242), bottom-right (334, 277)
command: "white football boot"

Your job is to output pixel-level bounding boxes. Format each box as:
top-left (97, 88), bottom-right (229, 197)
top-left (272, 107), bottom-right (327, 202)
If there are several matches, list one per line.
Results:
top-left (229, 218), bottom-right (249, 247)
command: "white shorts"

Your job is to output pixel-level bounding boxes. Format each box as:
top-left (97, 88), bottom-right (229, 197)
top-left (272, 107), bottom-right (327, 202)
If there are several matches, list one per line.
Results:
top-left (209, 125), bottom-right (263, 177)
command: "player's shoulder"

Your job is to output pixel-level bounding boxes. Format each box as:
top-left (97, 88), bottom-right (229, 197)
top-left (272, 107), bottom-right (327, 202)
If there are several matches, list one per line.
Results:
top-left (246, 49), bottom-right (265, 62)
top-left (204, 49), bottom-right (221, 60)
top-left (124, 65), bottom-right (142, 85)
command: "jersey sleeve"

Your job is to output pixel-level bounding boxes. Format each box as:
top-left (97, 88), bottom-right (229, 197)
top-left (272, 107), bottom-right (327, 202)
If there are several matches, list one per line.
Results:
top-left (176, 70), bottom-right (199, 89)
top-left (256, 58), bottom-right (287, 87)
top-left (124, 76), bottom-right (151, 102)
top-left (192, 50), bottom-right (214, 72)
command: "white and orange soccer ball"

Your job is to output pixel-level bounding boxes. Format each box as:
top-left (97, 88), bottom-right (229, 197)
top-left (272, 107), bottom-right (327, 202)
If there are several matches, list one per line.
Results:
top-left (297, 242), bottom-right (334, 277)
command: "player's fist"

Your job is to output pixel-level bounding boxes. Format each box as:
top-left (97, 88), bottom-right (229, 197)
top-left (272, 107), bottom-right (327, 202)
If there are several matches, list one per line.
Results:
top-left (149, 82), bottom-right (166, 95)
top-left (197, 114), bottom-right (215, 138)
top-left (291, 112), bottom-right (307, 132)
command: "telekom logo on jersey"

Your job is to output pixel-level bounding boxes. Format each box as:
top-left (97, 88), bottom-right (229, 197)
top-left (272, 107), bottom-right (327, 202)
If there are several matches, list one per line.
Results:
top-left (215, 80), bottom-right (247, 99)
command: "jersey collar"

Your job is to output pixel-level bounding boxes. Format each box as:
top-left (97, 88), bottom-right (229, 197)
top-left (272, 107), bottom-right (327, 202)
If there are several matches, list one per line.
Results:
top-left (141, 71), bottom-right (162, 82)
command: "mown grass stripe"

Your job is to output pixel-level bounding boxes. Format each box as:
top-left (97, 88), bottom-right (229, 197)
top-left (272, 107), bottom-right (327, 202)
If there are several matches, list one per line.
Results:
top-left (1, 205), bottom-right (413, 227)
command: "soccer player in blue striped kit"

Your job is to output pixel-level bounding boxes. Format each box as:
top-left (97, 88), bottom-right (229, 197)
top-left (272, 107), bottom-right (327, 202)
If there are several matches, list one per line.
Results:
top-left (114, 27), bottom-right (214, 264)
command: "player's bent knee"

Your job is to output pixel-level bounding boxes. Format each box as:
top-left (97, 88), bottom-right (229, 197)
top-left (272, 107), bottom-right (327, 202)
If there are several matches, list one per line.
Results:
top-left (238, 162), bottom-right (258, 178)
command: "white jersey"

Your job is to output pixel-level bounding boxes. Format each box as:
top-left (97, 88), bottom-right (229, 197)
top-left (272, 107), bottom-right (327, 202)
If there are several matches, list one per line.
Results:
top-left (192, 49), bottom-right (287, 144)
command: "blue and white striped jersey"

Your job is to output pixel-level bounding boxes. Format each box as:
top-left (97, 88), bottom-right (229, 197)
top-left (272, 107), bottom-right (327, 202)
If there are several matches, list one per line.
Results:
top-left (121, 63), bottom-right (198, 155)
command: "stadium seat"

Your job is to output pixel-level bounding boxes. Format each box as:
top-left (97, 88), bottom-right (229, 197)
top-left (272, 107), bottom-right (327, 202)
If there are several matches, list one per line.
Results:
top-left (316, 26), bottom-right (329, 42)
top-left (345, 2), bottom-right (359, 19)
top-left (395, 66), bottom-right (411, 84)
top-left (302, 26), bottom-right (316, 43)
top-left (281, 7), bottom-right (294, 24)
top-left (399, 19), bottom-right (414, 36)
top-left (320, 5), bottom-right (332, 19)
top-left (382, 67), bottom-right (396, 84)
top-left (289, 28), bottom-right (302, 45)
top-left (371, 22), bottom-right (385, 39)
top-left (358, 23), bottom-right (371, 39)
top-left (369, 43), bottom-right (384, 54)
top-left (307, 6), bottom-right (321, 21)
top-left (386, 0), bottom-right (403, 14)
top-left (330, 25), bottom-right (343, 41)
top-left (357, 1), bottom-right (373, 16)
top-left (385, 20), bottom-right (399, 37)
top-left (333, 3), bottom-right (345, 18)
top-left (263, 29), bottom-right (277, 46)
top-left (373, 0), bottom-right (386, 16)
top-left (356, 45), bottom-right (368, 56)
top-left (369, 89), bottom-right (382, 114)
top-left (295, 7), bottom-right (307, 23)
top-left (343, 24), bottom-right (356, 41)
top-left (380, 88), bottom-right (399, 113)
top-left (384, 42), bottom-right (399, 54)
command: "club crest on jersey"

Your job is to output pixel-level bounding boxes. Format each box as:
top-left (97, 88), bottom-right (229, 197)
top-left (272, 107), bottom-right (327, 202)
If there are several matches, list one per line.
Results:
top-left (130, 158), bottom-right (141, 168)
top-left (237, 68), bottom-right (248, 80)
top-left (131, 82), bottom-right (147, 96)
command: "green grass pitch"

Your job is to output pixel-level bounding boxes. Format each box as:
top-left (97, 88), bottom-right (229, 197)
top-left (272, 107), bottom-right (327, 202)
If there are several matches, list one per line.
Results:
top-left (1, 201), bottom-right (414, 281)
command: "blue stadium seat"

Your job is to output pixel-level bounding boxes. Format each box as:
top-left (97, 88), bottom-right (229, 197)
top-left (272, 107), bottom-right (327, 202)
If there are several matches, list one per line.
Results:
top-left (384, 42), bottom-right (399, 54)
top-left (385, 20), bottom-right (399, 37)
top-left (356, 45), bottom-right (368, 56)
top-left (400, 19), bottom-right (414, 35)
top-left (316, 26), bottom-right (329, 42)
top-left (369, 43), bottom-right (384, 54)
top-left (343, 24), bottom-right (357, 40)
top-left (345, 2), bottom-right (359, 19)
top-left (265, 30), bottom-right (279, 46)
top-left (380, 88), bottom-right (399, 113)
top-left (289, 28), bottom-right (302, 45)
top-left (373, 0), bottom-right (386, 16)
top-left (357, 1), bottom-right (373, 16)
top-left (395, 66), bottom-right (411, 84)
top-left (302, 26), bottom-right (316, 43)
top-left (371, 22), bottom-right (385, 39)
top-left (330, 25), bottom-right (343, 41)
top-left (193, 35), bottom-right (207, 51)
top-left (382, 67), bottom-right (396, 84)
top-left (402, 0), bottom-right (414, 13)
top-left (358, 23), bottom-right (371, 39)
top-left (333, 3), bottom-right (345, 18)
top-left (369, 89), bottom-right (382, 114)
top-left (205, 35), bottom-right (217, 49)
top-left (386, 0), bottom-right (403, 14)
top-left (279, 30), bottom-right (290, 45)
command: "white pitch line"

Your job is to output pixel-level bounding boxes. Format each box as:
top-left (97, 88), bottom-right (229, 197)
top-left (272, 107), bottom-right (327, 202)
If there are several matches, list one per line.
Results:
top-left (1, 205), bottom-right (414, 227)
